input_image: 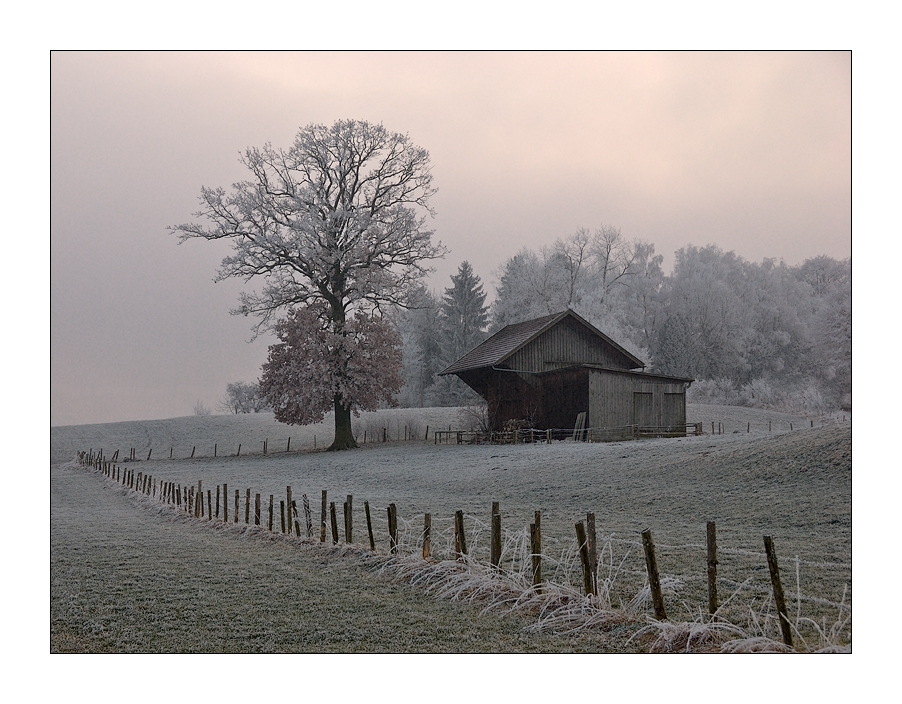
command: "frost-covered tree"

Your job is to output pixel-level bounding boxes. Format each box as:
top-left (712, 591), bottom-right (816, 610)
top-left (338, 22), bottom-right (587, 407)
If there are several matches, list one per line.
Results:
top-left (441, 261), bottom-right (489, 363)
top-left (219, 381), bottom-right (270, 414)
top-left (258, 303), bottom-right (403, 434)
top-left (395, 285), bottom-right (444, 407)
top-left (802, 256), bottom-right (851, 410)
top-left (652, 245), bottom-right (751, 379)
top-left (172, 120), bottom-right (444, 449)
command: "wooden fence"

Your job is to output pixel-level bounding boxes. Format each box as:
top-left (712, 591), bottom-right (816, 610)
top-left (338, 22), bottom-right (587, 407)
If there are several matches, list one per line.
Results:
top-left (73, 448), bottom-right (850, 650)
top-left (82, 417), bottom-right (828, 462)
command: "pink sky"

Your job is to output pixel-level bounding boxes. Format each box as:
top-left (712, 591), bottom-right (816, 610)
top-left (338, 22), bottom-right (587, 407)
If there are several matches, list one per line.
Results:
top-left (51, 51), bottom-right (851, 426)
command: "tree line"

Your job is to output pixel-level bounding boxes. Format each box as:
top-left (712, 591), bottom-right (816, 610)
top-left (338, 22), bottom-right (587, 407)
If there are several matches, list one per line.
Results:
top-left (396, 228), bottom-right (851, 414)
top-left (176, 118), bottom-right (849, 451)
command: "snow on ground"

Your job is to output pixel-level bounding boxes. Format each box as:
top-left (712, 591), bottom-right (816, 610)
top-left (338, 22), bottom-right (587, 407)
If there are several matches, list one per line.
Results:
top-left (51, 404), bottom-right (851, 651)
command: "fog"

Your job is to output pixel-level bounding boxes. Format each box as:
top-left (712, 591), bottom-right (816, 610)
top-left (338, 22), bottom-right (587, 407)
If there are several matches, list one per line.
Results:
top-left (51, 51), bottom-right (851, 426)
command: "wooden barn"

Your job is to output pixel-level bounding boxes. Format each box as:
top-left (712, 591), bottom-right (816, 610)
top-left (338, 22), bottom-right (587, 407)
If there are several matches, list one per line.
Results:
top-left (439, 309), bottom-right (693, 440)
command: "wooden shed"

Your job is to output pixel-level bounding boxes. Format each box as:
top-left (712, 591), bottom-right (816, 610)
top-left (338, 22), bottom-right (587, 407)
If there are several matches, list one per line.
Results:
top-left (439, 309), bottom-right (693, 440)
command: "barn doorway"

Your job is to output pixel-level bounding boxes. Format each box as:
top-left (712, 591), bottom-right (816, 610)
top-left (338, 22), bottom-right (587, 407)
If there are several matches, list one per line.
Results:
top-left (633, 392), bottom-right (654, 428)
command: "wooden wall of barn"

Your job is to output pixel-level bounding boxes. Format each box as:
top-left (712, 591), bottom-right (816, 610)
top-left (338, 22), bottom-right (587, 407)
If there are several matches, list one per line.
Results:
top-left (504, 316), bottom-right (636, 373)
top-left (588, 370), bottom-right (687, 432)
top-left (457, 368), bottom-right (543, 432)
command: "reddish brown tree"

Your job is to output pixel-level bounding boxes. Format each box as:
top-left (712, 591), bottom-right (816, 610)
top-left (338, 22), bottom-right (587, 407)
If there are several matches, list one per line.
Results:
top-left (258, 303), bottom-right (403, 450)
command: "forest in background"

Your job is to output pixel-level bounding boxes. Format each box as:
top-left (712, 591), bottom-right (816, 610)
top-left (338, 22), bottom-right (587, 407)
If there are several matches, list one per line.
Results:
top-left (394, 227), bottom-right (851, 415)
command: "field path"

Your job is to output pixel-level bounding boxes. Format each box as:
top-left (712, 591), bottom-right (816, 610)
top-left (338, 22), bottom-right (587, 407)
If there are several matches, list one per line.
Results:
top-left (51, 462), bottom-right (624, 653)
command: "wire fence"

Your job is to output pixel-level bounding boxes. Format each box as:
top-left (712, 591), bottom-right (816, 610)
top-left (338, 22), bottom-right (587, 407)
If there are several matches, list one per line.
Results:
top-left (72, 448), bottom-right (851, 652)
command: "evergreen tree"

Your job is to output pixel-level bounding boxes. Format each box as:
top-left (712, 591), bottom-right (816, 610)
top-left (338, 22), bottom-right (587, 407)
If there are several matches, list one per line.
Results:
top-left (441, 261), bottom-right (490, 363)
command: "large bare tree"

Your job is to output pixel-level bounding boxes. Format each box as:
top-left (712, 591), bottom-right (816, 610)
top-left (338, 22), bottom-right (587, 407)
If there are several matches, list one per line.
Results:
top-left (172, 119), bottom-right (444, 449)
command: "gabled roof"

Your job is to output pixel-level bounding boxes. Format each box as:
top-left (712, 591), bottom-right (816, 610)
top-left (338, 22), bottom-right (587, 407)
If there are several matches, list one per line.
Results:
top-left (439, 309), bottom-right (645, 376)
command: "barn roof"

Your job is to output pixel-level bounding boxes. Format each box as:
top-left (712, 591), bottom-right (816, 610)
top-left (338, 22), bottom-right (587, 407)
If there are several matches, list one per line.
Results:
top-left (439, 309), bottom-right (645, 376)
top-left (544, 364), bottom-right (694, 384)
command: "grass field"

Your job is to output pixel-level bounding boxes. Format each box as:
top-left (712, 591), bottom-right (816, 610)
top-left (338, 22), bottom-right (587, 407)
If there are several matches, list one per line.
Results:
top-left (51, 404), bottom-right (851, 653)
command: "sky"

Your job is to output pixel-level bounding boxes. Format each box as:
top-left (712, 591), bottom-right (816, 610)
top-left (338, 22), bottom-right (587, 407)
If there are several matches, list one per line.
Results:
top-left (51, 51), bottom-right (851, 427)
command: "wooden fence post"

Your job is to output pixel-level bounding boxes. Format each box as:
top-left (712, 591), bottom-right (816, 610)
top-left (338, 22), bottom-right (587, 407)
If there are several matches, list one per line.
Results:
top-left (217, 485), bottom-right (222, 519)
top-left (345, 495), bottom-right (353, 543)
top-left (388, 503), bottom-right (398, 554)
top-left (330, 502), bottom-right (339, 544)
top-left (365, 500), bottom-right (375, 550)
top-left (234, 490), bottom-right (239, 523)
top-left (237, 443), bottom-right (241, 457)
top-left (207, 490), bottom-right (212, 520)
top-left (268, 495), bottom-right (274, 531)
top-left (191, 446), bottom-right (195, 458)
top-left (255, 493), bottom-right (261, 525)
top-left (422, 512), bottom-right (431, 558)
top-left (641, 529), bottom-right (667, 620)
top-left (707, 521), bottom-right (718, 615)
top-left (343, 500), bottom-right (349, 543)
top-left (490, 502), bottom-right (501, 568)
top-left (764, 535), bottom-right (794, 648)
top-left (280, 501), bottom-right (286, 533)
top-left (287, 437), bottom-right (291, 452)
top-left (286, 486), bottom-right (292, 528)
top-left (363, 501), bottom-right (376, 550)
top-left (320, 491), bottom-right (327, 542)
top-left (530, 514), bottom-right (542, 593)
top-left (455, 510), bottom-right (467, 559)
top-left (303, 494), bottom-right (313, 538)
top-left (245, 489), bottom-right (251, 524)
top-left (586, 512), bottom-right (598, 596)
top-left (576, 521), bottom-right (594, 596)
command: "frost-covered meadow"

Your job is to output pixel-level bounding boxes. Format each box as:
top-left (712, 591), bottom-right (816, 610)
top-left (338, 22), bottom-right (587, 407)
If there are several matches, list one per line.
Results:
top-left (51, 404), bottom-right (851, 653)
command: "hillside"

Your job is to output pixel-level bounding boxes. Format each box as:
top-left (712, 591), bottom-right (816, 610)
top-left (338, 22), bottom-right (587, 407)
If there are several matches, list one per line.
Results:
top-left (51, 404), bottom-right (851, 653)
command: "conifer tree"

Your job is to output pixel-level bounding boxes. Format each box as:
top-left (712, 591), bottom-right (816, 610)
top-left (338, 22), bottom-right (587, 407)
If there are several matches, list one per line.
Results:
top-left (441, 261), bottom-right (489, 363)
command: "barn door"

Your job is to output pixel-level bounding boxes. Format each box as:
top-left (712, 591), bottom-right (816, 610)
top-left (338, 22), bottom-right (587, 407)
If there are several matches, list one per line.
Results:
top-left (663, 392), bottom-right (686, 430)
top-left (633, 392), bottom-right (654, 429)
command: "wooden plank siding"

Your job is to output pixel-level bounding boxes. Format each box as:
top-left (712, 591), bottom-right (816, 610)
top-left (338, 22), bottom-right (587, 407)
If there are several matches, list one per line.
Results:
top-left (504, 315), bottom-right (638, 373)
top-left (589, 369), bottom-right (687, 435)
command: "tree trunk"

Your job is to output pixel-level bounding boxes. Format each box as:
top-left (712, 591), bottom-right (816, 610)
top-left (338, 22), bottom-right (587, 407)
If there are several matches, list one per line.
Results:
top-left (329, 395), bottom-right (358, 451)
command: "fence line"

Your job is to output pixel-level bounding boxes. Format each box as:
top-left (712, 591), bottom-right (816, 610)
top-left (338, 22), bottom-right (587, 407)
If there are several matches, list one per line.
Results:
top-left (72, 417), bottom-right (837, 464)
top-left (72, 447), bottom-right (851, 652)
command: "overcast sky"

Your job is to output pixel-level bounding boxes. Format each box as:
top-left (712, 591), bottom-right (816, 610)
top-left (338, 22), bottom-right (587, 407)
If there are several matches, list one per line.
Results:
top-left (51, 51), bottom-right (851, 427)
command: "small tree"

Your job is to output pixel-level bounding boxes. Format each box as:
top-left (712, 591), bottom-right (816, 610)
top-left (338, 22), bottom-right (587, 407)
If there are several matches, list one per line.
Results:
top-left (258, 302), bottom-right (403, 444)
top-left (219, 381), bottom-right (270, 414)
top-left (193, 400), bottom-right (211, 417)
